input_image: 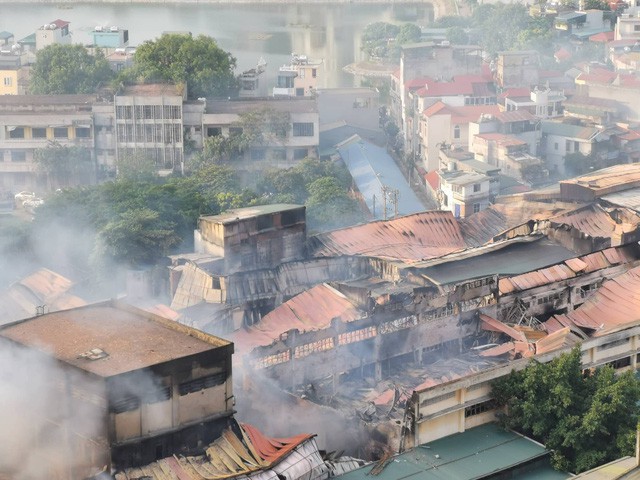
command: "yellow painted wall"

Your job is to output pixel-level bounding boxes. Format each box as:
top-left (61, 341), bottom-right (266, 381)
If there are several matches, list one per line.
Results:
top-left (0, 69), bottom-right (18, 95)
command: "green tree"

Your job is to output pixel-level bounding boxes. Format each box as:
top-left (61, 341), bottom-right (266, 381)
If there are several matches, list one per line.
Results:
top-left (361, 22), bottom-right (401, 59)
top-left (95, 208), bottom-right (181, 267)
top-left (130, 33), bottom-right (237, 99)
top-left (306, 177), bottom-right (363, 231)
top-left (492, 347), bottom-right (640, 473)
top-left (396, 24), bottom-right (422, 45)
top-left (583, 0), bottom-right (611, 9)
top-left (33, 143), bottom-right (96, 189)
top-left (30, 44), bottom-right (114, 94)
top-left (116, 150), bottom-right (158, 182)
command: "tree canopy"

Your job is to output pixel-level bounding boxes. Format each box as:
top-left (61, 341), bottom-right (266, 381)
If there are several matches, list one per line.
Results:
top-left (30, 44), bottom-right (114, 94)
top-left (129, 33), bottom-right (238, 99)
top-left (492, 347), bottom-right (640, 473)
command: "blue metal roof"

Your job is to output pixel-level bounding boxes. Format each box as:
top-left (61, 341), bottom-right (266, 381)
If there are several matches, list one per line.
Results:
top-left (336, 135), bottom-right (426, 219)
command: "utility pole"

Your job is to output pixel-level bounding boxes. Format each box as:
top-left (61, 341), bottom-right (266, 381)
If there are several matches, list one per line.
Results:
top-left (372, 194), bottom-right (376, 219)
top-left (392, 189), bottom-right (400, 218)
top-left (381, 185), bottom-right (389, 220)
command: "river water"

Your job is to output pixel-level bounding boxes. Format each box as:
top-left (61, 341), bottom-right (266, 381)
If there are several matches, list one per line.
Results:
top-left (1, 3), bottom-right (433, 87)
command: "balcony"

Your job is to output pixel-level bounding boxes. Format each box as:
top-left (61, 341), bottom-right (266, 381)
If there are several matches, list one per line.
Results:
top-left (0, 162), bottom-right (35, 173)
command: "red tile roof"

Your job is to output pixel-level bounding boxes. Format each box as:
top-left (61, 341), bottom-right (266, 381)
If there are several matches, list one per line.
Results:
top-left (311, 210), bottom-right (467, 262)
top-left (425, 170), bottom-right (440, 190)
top-left (416, 74), bottom-right (494, 98)
top-left (499, 87), bottom-right (531, 100)
top-left (589, 31), bottom-right (614, 43)
top-left (423, 101), bottom-right (500, 124)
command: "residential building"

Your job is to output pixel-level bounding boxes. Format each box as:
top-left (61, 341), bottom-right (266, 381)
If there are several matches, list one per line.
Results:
top-left (555, 10), bottom-right (613, 42)
top-left (574, 67), bottom-right (640, 121)
top-left (0, 55), bottom-right (22, 95)
top-left (105, 48), bottom-right (136, 73)
top-left (203, 98), bottom-right (319, 177)
top-left (396, 43), bottom-right (483, 157)
top-left (35, 19), bottom-right (71, 51)
top-left (495, 51), bottom-right (540, 89)
top-left (503, 87), bottom-right (566, 119)
top-left (0, 299), bottom-right (234, 476)
top-left (90, 25), bottom-right (129, 48)
top-left (317, 88), bottom-right (380, 132)
top-left (273, 53), bottom-right (322, 98)
top-left (0, 94), bottom-right (96, 191)
top-left (419, 102), bottom-right (501, 171)
top-left (238, 59), bottom-right (267, 98)
top-left (541, 120), bottom-right (618, 175)
top-left (114, 84), bottom-right (193, 174)
top-left (472, 133), bottom-right (547, 183)
top-left (438, 168), bottom-right (492, 218)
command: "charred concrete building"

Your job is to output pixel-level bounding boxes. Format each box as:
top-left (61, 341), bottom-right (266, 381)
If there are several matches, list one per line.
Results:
top-left (0, 299), bottom-right (234, 478)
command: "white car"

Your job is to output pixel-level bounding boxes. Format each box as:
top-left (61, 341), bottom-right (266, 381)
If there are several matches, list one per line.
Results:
top-left (14, 191), bottom-right (35, 203)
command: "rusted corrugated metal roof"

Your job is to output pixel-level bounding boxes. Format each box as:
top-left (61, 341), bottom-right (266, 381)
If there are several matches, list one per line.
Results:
top-left (498, 245), bottom-right (638, 295)
top-left (479, 314), bottom-right (527, 342)
top-left (479, 342), bottom-right (515, 357)
top-left (232, 283), bottom-right (362, 355)
top-left (117, 422), bottom-right (316, 480)
top-left (535, 327), bottom-right (572, 354)
top-left (0, 268), bottom-right (86, 326)
top-left (560, 164), bottom-right (640, 202)
top-left (550, 203), bottom-right (640, 239)
top-left (547, 265), bottom-right (640, 334)
top-left (459, 201), bottom-right (575, 247)
top-left (310, 211), bottom-right (466, 262)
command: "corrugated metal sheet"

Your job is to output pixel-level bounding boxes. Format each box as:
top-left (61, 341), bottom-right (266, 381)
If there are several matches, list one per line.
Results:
top-left (478, 341), bottom-right (515, 357)
top-left (310, 211), bottom-right (466, 262)
top-left (459, 201), bottom-right (575, 248)
top-left (117, 423), bottom-right (325, 480)
top-left (560, 164), bottom-right (640, 202)
top-left (550, 204), bottom-right (640, 239)
top-left (498, 245), bottom-right (637, 295)
top-left (547, 265), bottom-right (640, 333)
top-left (232, 284), bottom-right (362, 355)
top-left (0, 268), bottom-right (86, 326)
top-left (479, 314), bottom-right (527, 342)
top-left (535, 327), bottom-right (572, 354)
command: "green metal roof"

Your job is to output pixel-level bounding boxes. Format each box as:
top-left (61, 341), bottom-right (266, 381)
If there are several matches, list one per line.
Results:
top-left (335, 424), bottom-right (570, 480)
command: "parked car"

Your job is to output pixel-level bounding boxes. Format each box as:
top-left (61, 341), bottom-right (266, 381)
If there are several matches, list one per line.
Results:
top-left (14, 191), bottom-right (35, 204)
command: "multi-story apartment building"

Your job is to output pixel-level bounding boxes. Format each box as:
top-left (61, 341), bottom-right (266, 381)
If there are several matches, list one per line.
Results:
top-left (273, 54), bottom-right (322, 98)
top-left (35, 19), bottom-right (71, 51)
top-left (0, 94), bottom-right (96, 191)
top-left (0, 55), bottom-right (22, 95)
top-left (495, 51), bottom-right (540, 90)
top-left (114, 84), bottom-right (193, 174)
top-left (0, 87), bottom-right (320, 193)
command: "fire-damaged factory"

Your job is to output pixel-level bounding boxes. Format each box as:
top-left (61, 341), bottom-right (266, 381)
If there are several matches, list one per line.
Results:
top-left (7, 165), bottom-right (640, 478)
top-left (166, 163), bottom-right (640, 457)
top-left (0, 300), bottom-right (234, 478)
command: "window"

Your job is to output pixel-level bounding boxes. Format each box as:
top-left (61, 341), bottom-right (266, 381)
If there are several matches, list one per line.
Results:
top-left (473, 183), bottom-right (481, 192)
top-left (296, 88), bottom-right (305, 96)
top-left (292, 122), bottom-right (314, 137)
top-left (465, 399), bottom-right (497, 417)
top-left (473, 203), bottom-right (481, 213)
top-left (3, 77), bottom-right (12, 86)
top-left (75, 127), bottom-right (91, 138)
top-left (453, 124), bottom-right (461, 139)
top-left (229, 127), bottom-right (243, 136)
top-left (294, 148), bottom-right (308, 160)
top-left (566, 140), bottom-right (571, 152)
top-left (312, 68), bottom-right (317, 78)
top-left (250, 148), bottom-right (266, 161)
top-left (207, 127), bottom-right (222, 137)
top-left (178, 373), bottom-right (226, 396)
top-left (574, 141), bottom-right (579, 151)
top-left (11, 151), bottom-right (26, 162)
top-left (32, 128), bottom-right (47, 139)
top-left (9, 127), bottom-right (24, 139)
top-left (53, 127), bottom-right (68, 139)
top-left (554, 142), bottom-right (559, 151)
top-left (635, 25), bottom-right (640, 32)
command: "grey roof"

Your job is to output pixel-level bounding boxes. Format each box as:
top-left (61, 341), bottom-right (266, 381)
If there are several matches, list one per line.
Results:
top-left (556, 11), bottom-right (587, 21)
top-left (417, 238), bottom-right (576, 285)
top-left (541, 121), bottom-right (600, 140)
top-left (602, 188), bottom-right (640, 212)
top-left (200, 204), bottom-right (304, 224)
top-left (336, 135), bottom-right (425, 219)
top-left (440, 170), bottom-right (488, 186)
top-left (206, 98), bottom-right (317, 115)
top-left (0, 31), bottom-right (14, 40)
